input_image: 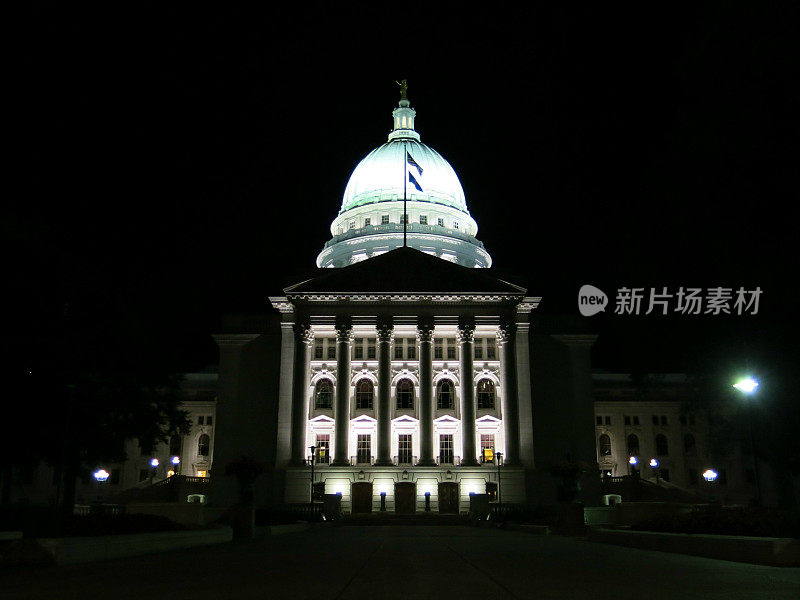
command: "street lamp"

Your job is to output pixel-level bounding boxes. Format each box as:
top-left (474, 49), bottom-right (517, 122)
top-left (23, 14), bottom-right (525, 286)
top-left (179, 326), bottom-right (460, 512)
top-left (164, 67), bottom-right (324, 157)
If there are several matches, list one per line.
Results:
top-left (628, 456), bottom-right (638, 477)
top-left (93, 469), bottom-right (110, 482)
top-left (149, 458), bottom-right (159, 484)
top-left (649, 458), bottom-right (660, 485)
top-left (496, 451), bottom-right (503, 518)
top-left (309, 445), bottom-right (316, 520)
top-left (171, 455), bottom-right (181, 476)
top-left (733, 376), bottom-right (763, 506)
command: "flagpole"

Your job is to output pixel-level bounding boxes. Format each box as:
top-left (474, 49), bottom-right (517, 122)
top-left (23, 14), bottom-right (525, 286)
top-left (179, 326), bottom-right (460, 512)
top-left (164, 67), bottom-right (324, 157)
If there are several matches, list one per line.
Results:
top-left (403, 141), bottom-right (407, 247)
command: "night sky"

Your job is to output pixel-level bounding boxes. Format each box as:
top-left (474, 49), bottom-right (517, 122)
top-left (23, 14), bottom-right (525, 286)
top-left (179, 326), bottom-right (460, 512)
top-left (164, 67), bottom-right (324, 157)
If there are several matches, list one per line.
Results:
top-left (14, 3), bottom-right (799, 394)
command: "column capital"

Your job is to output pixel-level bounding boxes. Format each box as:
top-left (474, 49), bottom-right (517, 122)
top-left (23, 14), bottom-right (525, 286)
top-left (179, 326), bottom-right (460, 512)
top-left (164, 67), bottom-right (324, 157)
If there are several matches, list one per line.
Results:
top-left (292, 323), bottom-right (314, 346)
top-left (496, 323), bottom-right (517, 346)
top-left (456, 323), bottom-right (475, 343)
top-left (376, 322), bottom-right (394, 343)
top-left (416, 322), bottom-right (435, 342)
top-left (335, 324), bottom-right (354, 343)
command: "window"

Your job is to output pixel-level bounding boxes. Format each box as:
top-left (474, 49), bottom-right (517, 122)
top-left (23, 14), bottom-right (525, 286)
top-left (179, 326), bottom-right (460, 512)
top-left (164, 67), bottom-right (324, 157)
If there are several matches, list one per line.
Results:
top-left (419, 215), bottom-right (427, 225)
top-left (198, 434), bottom-right (210, 457)
top-left (367, 339), bottom-right (376, 359)
top-left (349, 221), bottom-right (355, 230)
top-left (624, 415), bottom-right (631, 426)
top-left (439, 434), bottom-right (454, 464)
top-left (599, 434), bottom-right (612, 456)
top-left (406, 338), bottom-right (416, 359)
top-left (314, 339), bottom-right (323, 359)
top-left (355, 379), bottom-right (374, 409)
top-left (453, 221), bottom-right (459, 229)
top-left (476, 379), bottom-right (495, 409)
top-left (169, 435), bottom-right (182, 456)
top-left (624, 415), bottom-right (639, 426)
top-left (396, 379), bottom-right (414, 409)
top-left (357, 434), bottom-right (371, 464)
top-left (660, 415), bottom-right (668, 426)
top-left (481, 434), bottom-right (495, 463)
top-left (198, 416), bottom-right (204, 425)
top-left (633, 416), bottom-right (639, 425)
top-left (627, 434), bottom-right (640, 456)
top-left (400, 213), bottom-right (408, 224)
top-left (683, 433), bottom-right (696, 455)
top-left (437, 380), bottom-right (454, 409)
top-left (364, 217), bottom-right (371, 226)
top-left (394, 340), bottom-right (404, 359)
top-left (327, 338), bottom-right (336, 360)
top-left (486, 340), bottom-right (496, 359)
top-left (652, 415), bottom-right (659, 425)
top-left (655, 434), bottom-right (669, 456)
top-left (381, 215), bottom-right (389, 225)
top-left (437, 217), bottom-right (444, 227)
top-left (206, 416), bottom-right (212, 426)
top-left (354, 343), bottom-right (363, 359)
top-left (596, 416), bottom-right (603, 426)
top-left (474, 342), bottom-right (483, 359)
top-left (604, 416), bottom-right (611, 425)
top-left (446, 338), bottom-right (456, 359)
top-left (316, 434), bottom-right (330, 464)
top-left (398, 434), bottom-right (413, 464)
top-left (434, 338), bottom-right (443, 359)
top-left (315, 379), bottom-right (333, 409)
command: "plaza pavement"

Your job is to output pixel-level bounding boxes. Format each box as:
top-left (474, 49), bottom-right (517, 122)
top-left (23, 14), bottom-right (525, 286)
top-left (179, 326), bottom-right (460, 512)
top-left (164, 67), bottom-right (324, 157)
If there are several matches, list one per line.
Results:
top-left (1, 525), bottom-right (798, 600)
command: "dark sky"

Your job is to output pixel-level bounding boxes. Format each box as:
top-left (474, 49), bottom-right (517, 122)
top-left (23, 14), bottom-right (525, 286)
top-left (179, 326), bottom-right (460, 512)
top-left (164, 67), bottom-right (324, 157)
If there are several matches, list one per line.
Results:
top-left (14, 3), bottom-right (799, 385)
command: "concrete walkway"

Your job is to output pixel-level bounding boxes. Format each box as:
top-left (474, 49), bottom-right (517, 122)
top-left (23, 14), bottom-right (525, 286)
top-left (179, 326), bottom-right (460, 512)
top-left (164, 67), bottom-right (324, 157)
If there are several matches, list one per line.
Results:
top-left (2, 526), bottom-right (798, 599)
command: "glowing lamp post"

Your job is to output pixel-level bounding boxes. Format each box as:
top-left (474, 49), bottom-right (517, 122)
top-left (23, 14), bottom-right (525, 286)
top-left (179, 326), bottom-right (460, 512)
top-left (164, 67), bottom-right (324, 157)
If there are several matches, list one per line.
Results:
top-left (703, 468), bottom-right (718, 503)
top-left (93, 469), bottom-right (110, 483)
top-left (628, 456), bottom-right (638, 477)
top-left (733, 376), bottom-right (763, 505)
top-left (309, 445), bottom-right (316, 520)
top-left (149, 458), bottom-right (159, 485)
top-left (649, 458), bottom-right (660, 485)
top-left (496, 452), bottom-right (503, 518)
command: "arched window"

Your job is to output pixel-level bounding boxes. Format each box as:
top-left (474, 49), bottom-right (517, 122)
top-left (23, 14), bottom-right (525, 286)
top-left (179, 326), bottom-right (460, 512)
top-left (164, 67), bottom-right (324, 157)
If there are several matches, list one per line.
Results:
top-left (437, 380), bottom-right (454, 409)
top-left (683, 433), bottom-right (696, 454)
top-left (599, 434), bottom-right (612, 456)
top-left (315, 379), bottom-right (333, 409)
top-left (396, 379), bottom-right (414, 409)
top-left (476, 379), bottom-right (495, 409)
top-left (198, 434), bottom-right (210, 457)
top-left (169, 434), bottom-right (182, 456)
top-left (627, 434), bottom-right (640, 456)
top-left (355, 379), bottom-right (374, 409)
top-left (656, 434), bottom-right (669, 456)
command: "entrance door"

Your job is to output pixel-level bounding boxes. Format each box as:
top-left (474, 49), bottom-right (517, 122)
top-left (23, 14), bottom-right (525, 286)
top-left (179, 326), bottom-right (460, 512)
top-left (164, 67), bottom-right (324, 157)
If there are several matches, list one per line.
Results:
top-left (351, 482), bottom-right (373, 513)
top-left (394, 482), bottom-right (416, 514)
top-left (438, 482), bottom-right (459, 513)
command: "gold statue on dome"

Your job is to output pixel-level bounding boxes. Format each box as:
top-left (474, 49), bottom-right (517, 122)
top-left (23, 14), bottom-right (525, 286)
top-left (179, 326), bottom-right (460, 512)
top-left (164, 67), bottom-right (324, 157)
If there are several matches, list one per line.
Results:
top-left (396, 79), bottom-right (408, 101)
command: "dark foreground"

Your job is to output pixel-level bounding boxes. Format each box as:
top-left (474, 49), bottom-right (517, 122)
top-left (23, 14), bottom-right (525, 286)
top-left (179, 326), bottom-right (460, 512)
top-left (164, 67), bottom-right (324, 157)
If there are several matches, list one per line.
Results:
top-left (1, 526), bottom-right (798, 600)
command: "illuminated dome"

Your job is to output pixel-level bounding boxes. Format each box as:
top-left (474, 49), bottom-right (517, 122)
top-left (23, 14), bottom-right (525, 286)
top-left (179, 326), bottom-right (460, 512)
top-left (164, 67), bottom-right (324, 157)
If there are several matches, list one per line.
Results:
top-left (317, 87), bottom-right (491, 268)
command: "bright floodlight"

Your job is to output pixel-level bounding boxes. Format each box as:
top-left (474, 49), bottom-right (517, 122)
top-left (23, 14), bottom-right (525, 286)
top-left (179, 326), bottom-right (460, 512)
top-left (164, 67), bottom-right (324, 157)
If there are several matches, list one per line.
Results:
top-left (733, 377), bottom-right (759, 394)
top-left (93, 469), bottom-right (110, 482)
top-left (649, 458), bottom-right (659, 468)
top-left (629, 456), bottom-right (638, 465)
top-left (703, 469), bottom-right (718, 482)
top-left (171, 456), bottom-right (180, 465)
top-left (150, 458), bottom-right (159, 468)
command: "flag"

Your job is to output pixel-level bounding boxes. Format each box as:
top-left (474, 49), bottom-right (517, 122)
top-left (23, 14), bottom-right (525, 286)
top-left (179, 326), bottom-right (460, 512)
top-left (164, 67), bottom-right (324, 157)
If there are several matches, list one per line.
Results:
top-left (406, 151), bottom-right (423, 176)
top-left (409, 172), bottom-right (423, 192)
